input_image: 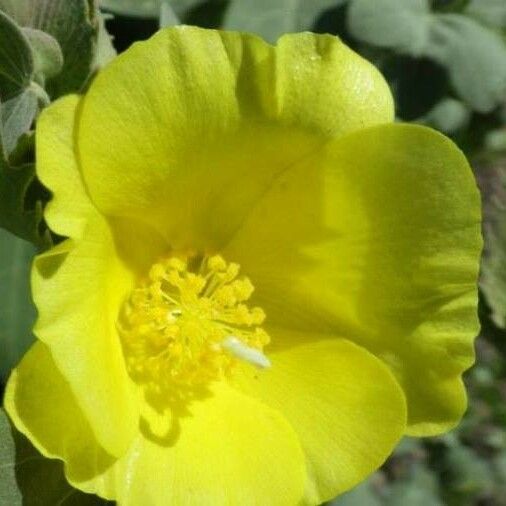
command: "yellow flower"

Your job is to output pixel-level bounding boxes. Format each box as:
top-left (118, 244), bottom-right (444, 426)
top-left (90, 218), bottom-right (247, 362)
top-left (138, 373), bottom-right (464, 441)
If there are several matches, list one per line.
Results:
top-left (5, 26), bottom-right (481, 505)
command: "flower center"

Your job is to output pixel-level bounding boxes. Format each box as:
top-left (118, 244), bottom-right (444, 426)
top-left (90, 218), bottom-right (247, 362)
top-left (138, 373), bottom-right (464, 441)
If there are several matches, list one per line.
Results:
top-left (118, 254), bottom-right (271, 392)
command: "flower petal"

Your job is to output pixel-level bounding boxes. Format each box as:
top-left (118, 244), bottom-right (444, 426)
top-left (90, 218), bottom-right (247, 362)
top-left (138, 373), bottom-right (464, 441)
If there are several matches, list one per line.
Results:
top-left (36, 95), bottom-right (93, 239)
top-left (6, 343), bottom-right (307, 505)
top-left (5, 342), bottom-right (115, 488)
top-left (105, 386), bottom-right (305, 506)
top-left (33, 96), bottom-right (144, 455)
top-left (34, 92), bottom-right (175, 456)
top-left (32, 218), bottom-right (140, 457)
top-left (224, 123), bottom-right (481, 436)
top-left (78, 26), bottom-right (393, 251)
top-left (235, 335), bottom-right (407, 504)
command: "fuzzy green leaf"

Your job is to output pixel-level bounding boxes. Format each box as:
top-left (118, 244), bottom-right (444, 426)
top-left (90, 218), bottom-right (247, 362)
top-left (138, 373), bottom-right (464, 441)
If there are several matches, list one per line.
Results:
top-left (0, 0), bottom-right (100, 97)
top-left (21, 28), bottom-right (64, 81)
top-left (93, 12), bottom-right (117, 70)
top-left (170, 0), bottom-right (206, 18)
top-left (100, 0), bottom-right (161, 16)
top-left (329, 478), bottom-right (382, 505)
top-left (0, 97), bottom-right (50, 247)
top-left (348, 0), bottom-right (430, 55)
top-left (486, 130), bottom-right (506, 153)
top-left (426, 15), bottom-right (506, 112)
top-left (160, 0), bottom-right (181, 27)
top-left (387, 466), bottom-right (443, 506)
top-left (223, 0), bottom-right (341, 42)
top-left (444, 445), bottom-right (494, 495)
top-left (480, 171), bottom-right (506, 327)
top-left (348, 0), bottom-right (506, 112)
top-left (465, 0), bottom-right (506, 28)
top-left (0, 10), bottom-right (33, 100)
top-left (100, 0), bottom-right (204, 18)
top-left (0, 87), bottom-right (38, 156)
top-left (419, 97), bottom-right (471, 134)
top-left (0, 148), bottom-right (50, 247)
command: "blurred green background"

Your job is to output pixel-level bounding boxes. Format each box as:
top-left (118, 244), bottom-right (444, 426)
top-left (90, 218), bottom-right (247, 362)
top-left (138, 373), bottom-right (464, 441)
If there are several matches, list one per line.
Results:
top-left (1, 0), bottom-right (506, 504)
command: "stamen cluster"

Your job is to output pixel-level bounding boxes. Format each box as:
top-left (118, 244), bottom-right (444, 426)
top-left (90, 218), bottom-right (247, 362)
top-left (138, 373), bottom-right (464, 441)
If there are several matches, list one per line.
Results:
top-left (118, 254), bottom-right (270, 391)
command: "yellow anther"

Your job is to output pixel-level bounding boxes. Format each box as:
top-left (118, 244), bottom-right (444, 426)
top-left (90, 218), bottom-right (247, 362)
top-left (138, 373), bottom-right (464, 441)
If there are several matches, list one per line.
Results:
top-left (118, 252), bottom-right (270, 392)
top-left (166, 269), bottom-right (182, 287)
top-left (166, 257), bottom-right (187, 271)
top-left (149, 281), bottom-right (163, 300)
top-left (232, 278), bottom-right (254, 301)
top-left (213, 285), bottom-right (237, 307)
top-left (184, 273), bottom-right (206, 294)
top-left (149, 264), bottom-right (166, 281)
top-left (250, 307), bottom-right (266, 325)
top-left (207, 255), bottom-right (227, 272)
top-left (222, 263), bottom-right (240, 282)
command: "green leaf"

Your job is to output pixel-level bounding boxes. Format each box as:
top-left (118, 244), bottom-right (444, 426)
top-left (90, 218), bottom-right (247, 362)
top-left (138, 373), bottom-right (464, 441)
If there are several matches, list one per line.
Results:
top-left (494, 451), bottom-right (506, 483)
top-left (426, 15), bottom-right (506, 113)
top-left (100, 0), bottom-right (162, 16)
top-left (419, 97), bottom-right (471, 133)
top-left (0, 101), bottom-right (50, 247)
top-left (0, 10), bottom-right (33, 100)
top-left (0, 0), bottom-right (100, 97)
top-left (480, 161), bottom-right (506, 329)
top-left (0, 408), bottom-right (110, 505)
top-left (100, 0), bottom-right (204, 17)
top-left (0, 87), bottom-right (38, 156)
top-left (223, 0), bottom-right (342, 43)
top-left (348, 0), bottom-right (431, 55)
top-left (93, 12), bottom-right (117, 70)
top-left (348, 0), bottom-right (506, 113)
top-left (485, 130), bottom-right (506, 153)
top-left (387, 466), bottom-right (443, 506)
top-left (465, 0), bottom-right (506, 28)
top-left (393, 436), bottom-right (424, 456)
top-left (21, 28), bottom-right (64, 81)
top-left (329, 478), bottom-right (382, 505)
top-left (8, 130), bottom-right (34, 168)
top-left (0, 156), bottom-right (50, 247)
top-left (0, 229), bottom-right (36, 383)
top-left (170, 0), bottom-right (207, 18)
top-left (160, 0), bottom-right (181, 27)
top-left (0, 1), bottom-right (102, 245)
top-left (0, 86), bottom-right (50, 246)
top-left (444, 445), bottom-right (494, 495)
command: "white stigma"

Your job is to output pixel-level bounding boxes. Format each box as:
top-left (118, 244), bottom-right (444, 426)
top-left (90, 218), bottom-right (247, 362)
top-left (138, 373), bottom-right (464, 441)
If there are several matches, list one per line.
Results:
top-left (221, 336), bottom-right (271, 369)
